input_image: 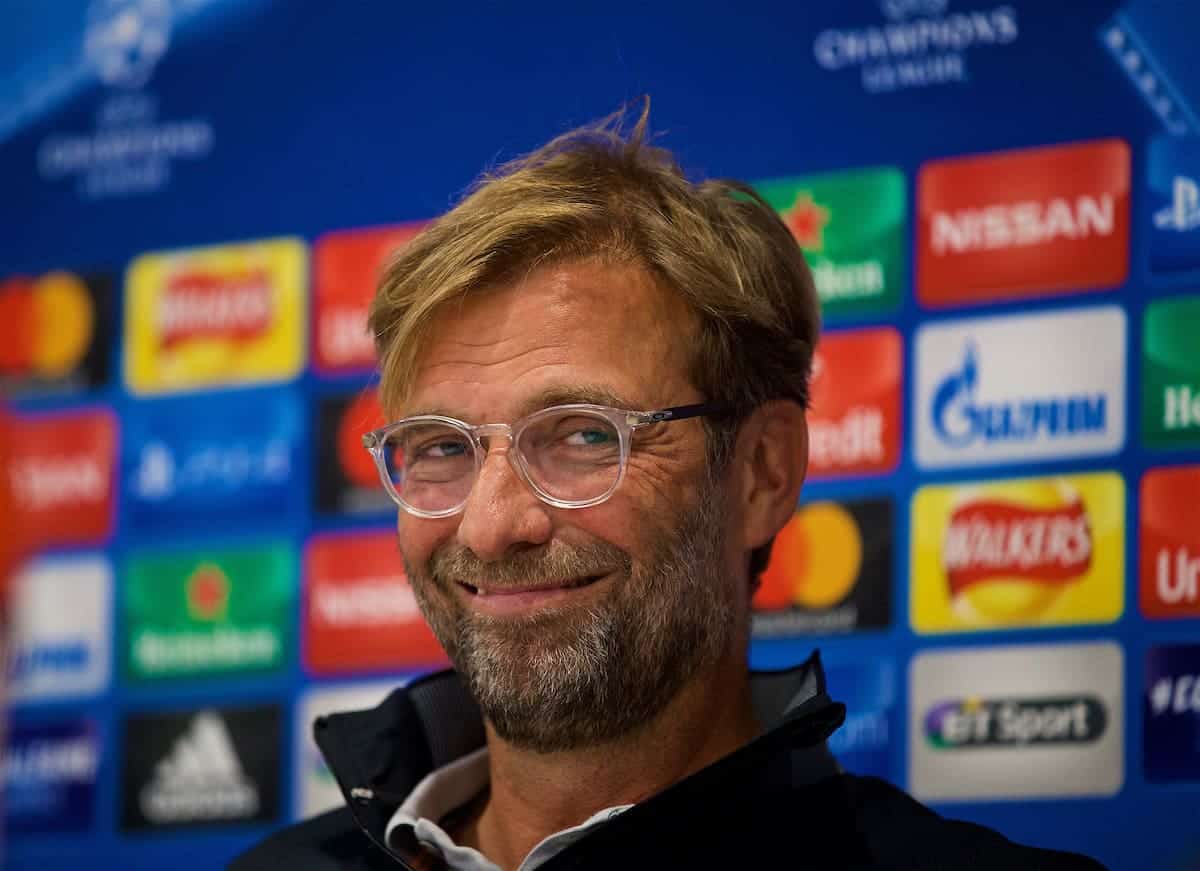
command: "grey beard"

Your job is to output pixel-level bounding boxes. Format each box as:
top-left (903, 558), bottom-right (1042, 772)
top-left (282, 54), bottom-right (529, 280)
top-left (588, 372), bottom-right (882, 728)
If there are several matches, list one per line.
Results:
top-left (408, 481), bottom-right (734, 753)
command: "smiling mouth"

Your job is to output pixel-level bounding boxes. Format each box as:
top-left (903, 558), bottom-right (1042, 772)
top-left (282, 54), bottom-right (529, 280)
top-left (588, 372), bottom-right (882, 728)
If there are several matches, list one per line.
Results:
top-left (457, 575), bottom-right (606, 597)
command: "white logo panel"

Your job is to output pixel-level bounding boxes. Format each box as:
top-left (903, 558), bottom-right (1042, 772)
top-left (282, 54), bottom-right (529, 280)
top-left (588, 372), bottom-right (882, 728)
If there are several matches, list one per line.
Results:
top-left (9, 556), bottom-right (111, 702)
top-left (909, 641), bottom-right (1124, 801)
top-left (915, 305), bottom-right (1126, 469)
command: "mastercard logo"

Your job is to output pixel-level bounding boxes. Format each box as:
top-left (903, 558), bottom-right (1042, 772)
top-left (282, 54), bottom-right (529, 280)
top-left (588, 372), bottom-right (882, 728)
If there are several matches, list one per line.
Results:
top-left (0, 272), bottom-right (96, 379)
top-left (754, 502), bottom-right (863, 611)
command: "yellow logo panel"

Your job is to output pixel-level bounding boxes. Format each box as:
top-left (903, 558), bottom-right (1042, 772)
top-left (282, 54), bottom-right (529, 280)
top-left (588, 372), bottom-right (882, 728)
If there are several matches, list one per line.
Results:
top-left (124, 238), bottom-right (307, 394)
top-left (911, 472), bottom-right (1124, 633)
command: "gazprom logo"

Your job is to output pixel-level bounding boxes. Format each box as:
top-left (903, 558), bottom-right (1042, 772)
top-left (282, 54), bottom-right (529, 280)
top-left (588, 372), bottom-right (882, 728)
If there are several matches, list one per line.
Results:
top-left (915, 307), bottom-right (1126, 469)
top-left (931, 341), bottom-right (1107, 448)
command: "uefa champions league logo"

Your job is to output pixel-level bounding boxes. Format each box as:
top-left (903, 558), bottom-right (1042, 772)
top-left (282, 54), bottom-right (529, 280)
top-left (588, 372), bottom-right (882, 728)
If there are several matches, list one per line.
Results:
top-left (879, 0), bottom-right (949, 19)
top-left (84, 0), bottom-right (172, 89)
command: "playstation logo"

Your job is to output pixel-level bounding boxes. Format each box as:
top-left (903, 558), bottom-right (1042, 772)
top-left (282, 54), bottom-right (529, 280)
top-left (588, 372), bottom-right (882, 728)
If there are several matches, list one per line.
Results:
top-left (1154, 176), bottom-right (1200, 232)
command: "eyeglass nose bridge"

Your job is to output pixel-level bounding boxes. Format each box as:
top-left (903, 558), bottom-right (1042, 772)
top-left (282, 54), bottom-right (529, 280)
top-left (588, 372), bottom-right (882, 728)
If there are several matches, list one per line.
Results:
top-left (470, 422), bottom-right (516, 451)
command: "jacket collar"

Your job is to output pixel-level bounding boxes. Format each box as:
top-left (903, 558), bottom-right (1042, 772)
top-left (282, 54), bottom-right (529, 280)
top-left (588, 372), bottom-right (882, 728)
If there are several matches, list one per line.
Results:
top-left (314, 650), bottom-right (845, 868)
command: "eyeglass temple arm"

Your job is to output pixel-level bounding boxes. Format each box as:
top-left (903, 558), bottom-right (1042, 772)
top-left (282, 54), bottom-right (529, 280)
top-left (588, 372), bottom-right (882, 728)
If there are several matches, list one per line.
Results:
top-left (626, 400), bottom-right (739, 427)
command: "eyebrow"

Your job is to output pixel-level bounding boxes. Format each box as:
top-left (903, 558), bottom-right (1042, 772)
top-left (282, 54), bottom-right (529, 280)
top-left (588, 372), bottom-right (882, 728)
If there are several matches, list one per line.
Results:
top-left (404, 383), bottom-right (637, 422)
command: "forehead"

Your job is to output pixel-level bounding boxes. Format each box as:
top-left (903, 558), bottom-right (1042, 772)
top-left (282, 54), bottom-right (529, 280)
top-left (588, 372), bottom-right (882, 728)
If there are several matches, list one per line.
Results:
top-left (402, 259), bottom-right (697, 418)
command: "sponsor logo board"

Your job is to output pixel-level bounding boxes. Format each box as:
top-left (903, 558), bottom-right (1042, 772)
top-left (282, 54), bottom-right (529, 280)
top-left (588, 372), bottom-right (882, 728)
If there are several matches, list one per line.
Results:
top-left (123, 387), bottom-right (302, 528)
top-left (3, 720), bottom-right (100, 833)
top-left (1142, 296), bottom-right (1200, 449)
top-left (9, 555), bottom-right (111, 702)
top-left (807, 327), bottom-right (902, 478)
top-left (1145, 644), bottom-right (1200, 782)
top-left (314, 388), bottom-right (391, 516)
top-left (1141, 465), bottom-right (1200, 619)
top-left (313, 223), bottom-right (424, 374)
top-left (756, 168), bottom-right (905, 317)
top-left (304, 530), bottom-right (447, 674)
top-left (8, 407), bottom-right (117, 549)
top-left (824, 660), bottom-right (896, 780)
top-left (753, 497), bottom-right (892, 635)
top-left (914, 306), bottom-right (1126, 468)
top-left (295, 681), bottom-right (401, 819)
top-left (124, 238), bottom-right (307, 395)
top-left (911, 472), bottom-right (1123, 633)
top-left (123, 542), bottom-right (293, 681)
top-left (918, 139), bottom-right (1129, 306)
top-left (0, 270), bottom-right (113, 396)
top-left (120, 704), bottom-right (281, 830)
top-left (1147, 136), bottom-right (1200, 273)
top-left (910, 642), bottom-right (1123, 800)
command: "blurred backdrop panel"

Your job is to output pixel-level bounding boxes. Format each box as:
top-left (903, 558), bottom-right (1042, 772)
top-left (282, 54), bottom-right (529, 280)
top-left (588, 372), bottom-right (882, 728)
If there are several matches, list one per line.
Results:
top-left (2, 0), bottom-right (1199, 868)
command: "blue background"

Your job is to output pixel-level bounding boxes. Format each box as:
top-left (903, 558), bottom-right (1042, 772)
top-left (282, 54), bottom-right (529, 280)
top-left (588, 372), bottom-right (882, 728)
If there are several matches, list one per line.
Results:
top-left (3, 0), bottom-right (1200, 868)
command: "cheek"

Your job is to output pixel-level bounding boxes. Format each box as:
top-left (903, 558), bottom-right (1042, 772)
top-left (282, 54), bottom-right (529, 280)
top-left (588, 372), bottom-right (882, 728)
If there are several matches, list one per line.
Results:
top-left (396, 515), bottom-right (457, 574)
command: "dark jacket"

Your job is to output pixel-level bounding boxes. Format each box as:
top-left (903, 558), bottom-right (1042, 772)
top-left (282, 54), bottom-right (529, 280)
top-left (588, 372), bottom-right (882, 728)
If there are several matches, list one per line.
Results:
top-left (231, 653), bottom-right (1106, 870)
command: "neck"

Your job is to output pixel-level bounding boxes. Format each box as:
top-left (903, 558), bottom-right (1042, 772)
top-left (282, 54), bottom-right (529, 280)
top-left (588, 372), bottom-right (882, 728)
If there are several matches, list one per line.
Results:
top-left (459, 654), bottom-right (760, 871)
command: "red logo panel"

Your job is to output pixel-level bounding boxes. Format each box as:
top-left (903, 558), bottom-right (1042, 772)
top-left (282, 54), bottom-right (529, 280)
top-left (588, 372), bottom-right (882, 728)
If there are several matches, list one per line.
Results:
top-left (304, 530), bottom-right (447, 673)
top-left (807, 327), bottom-right (902, 478)
top-left (8, 408), bottom-right (116, 549)
top-left (917, 139), bottom-right (1129, 307)
top-left (1141, 465), bottom-right (1200, 619)
top-left (313, 223), bottom-right (425, 374)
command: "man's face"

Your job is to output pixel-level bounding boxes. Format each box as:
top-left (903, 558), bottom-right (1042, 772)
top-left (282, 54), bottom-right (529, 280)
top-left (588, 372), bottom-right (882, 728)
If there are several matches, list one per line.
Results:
top-left (395, 260), bottom-right (748, 752)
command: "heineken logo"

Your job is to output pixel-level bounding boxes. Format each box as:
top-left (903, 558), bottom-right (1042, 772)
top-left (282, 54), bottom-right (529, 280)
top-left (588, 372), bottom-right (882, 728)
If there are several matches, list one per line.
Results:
top-left (186, 564), bottom-right (229, 621)
top-left (1142, 296), bottom-right (1200, 449)
top-left (756, 166), bottom-right (905, 318)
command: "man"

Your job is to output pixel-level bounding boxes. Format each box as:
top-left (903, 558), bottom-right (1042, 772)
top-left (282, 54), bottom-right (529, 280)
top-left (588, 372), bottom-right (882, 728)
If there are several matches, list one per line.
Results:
top-left (234, 106), bottom-right (1104, 871)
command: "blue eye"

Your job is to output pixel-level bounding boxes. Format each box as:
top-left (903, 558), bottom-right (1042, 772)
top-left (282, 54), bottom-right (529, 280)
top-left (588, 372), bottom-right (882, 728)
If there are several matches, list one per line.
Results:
top-left (423, 440), bottom-right (469, 458)
top-left (565, 429), bottom-right (614, 446)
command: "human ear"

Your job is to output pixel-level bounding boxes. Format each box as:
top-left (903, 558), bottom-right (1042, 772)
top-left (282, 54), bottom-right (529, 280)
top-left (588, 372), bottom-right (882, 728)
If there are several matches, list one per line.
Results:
top-left (734, 400), bottom-right (808, 553)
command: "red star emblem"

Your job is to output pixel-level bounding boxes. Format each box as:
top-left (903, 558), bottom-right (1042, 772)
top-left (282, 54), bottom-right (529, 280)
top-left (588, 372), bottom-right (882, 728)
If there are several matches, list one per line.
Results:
top-left (187, 564), bottom-right (229, 622)
top-left (783, 192), bottom-right (830, 252)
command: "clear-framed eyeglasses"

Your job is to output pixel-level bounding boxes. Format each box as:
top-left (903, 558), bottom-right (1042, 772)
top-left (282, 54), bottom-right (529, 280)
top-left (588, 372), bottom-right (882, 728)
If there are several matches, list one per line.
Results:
top-left (362, 401), bottom-right (735, 518)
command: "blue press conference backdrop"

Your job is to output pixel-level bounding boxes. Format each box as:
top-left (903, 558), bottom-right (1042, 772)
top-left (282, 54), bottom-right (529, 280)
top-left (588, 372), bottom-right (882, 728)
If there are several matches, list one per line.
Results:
top-left (3, 1), bottom-right (1200, 868)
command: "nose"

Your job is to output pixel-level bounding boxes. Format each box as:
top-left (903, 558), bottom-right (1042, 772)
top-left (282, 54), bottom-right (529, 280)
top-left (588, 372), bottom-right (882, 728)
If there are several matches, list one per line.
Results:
top-left (454, 437), bottom-right (553, 561)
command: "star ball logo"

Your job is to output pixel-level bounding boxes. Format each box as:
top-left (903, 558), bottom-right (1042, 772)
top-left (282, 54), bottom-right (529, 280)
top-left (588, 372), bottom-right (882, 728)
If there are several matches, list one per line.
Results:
top-left (911, 472), bottom-right (1123, 633)
top-left (755, 167), bottom-right (905, 318)
top-left (915, 306), bottom-right (1126, 469)
top-left (918, 139), bottom-right (1129, 307)
top-left (1140, 465), bottom-right (1200, 619)
top-left (1142, 296), bottom-right (1200, 449)
top-left (752, 497), bottom-right (891, 635)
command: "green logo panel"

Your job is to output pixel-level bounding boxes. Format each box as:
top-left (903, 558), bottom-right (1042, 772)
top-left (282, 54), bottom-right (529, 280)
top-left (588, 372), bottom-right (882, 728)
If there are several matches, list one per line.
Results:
top-left (1143, 296), bottom-right (1200, 449)
top-left (755, 167), bottom-right (905, 319)
top-left (123, 541), bottom-right (295, 681)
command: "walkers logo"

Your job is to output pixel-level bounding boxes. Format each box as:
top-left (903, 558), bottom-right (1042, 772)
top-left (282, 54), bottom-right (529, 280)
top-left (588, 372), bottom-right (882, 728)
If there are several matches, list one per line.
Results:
top-left (120, 705), bottom-right (281, 830)
top-left (3, 721), bottom-right (100, 833)
top-left (1145, 644), bottom-right (1200, 782)
top-left (1147, 137), bottom-right (1200, 273)
top-left (8, 407), bottom-right (117, 549)
top-left (314, 388), bottom-right (391, 516)
top-left (123, 543), bottom-right (293, 681)
top-left (305, 530), bottom-right (447, 674)
top-left (911, 472), bottom-right (1124, 633)
top-left (1142, 296), bottom-right (1200, 449)
top-left (753, 497), bottom-right (891, 635)
top-left (824, 661), bottom-right (896, 780)
top-left (756, 168), bottom-right (904, 317)
top-left (914, 306), bottom-right (1126, 468)
top-left (910, 642), bottom-right (1123, 800)
top-left (313, 223), bottom-right (425, 374)
top-left (1140, 466), bottom-right (1200, 619)
top-left (124, 238), bottom-right (307, 395)
top-left (296, 681), bottom-right (400, 818)
top-left (807, 327), bottom-right (902, 477)
top-left (123, 388), bottom-right (301, 529)
top-left (917, 139), bottom-right (1130, 306)
top-left (924, 695), bottom-right (1107, 749)
top-left (9, 556), bottom-right (111, 703)
top-left (0, 271), bottom-right (112, 395)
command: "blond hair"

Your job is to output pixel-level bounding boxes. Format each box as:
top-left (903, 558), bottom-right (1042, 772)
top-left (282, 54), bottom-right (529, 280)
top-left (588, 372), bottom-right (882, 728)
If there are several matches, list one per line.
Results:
top-left (369, 101), bottom-right (820, 576)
